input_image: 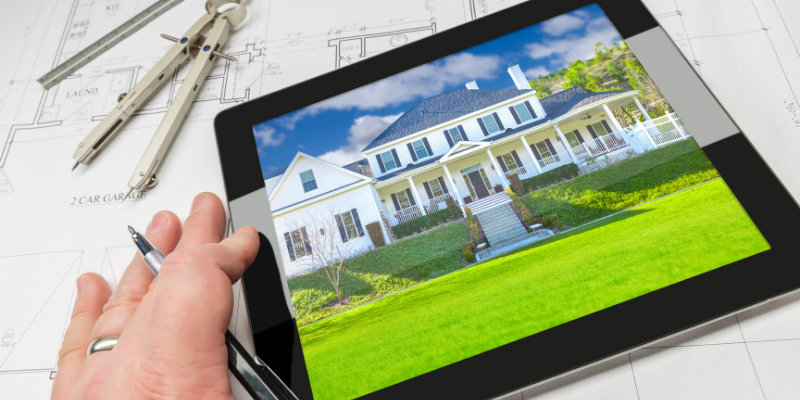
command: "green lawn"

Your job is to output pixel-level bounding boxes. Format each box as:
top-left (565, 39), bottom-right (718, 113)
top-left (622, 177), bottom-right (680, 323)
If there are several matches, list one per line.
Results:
top-left (298, 179), bottom-right (769, 400)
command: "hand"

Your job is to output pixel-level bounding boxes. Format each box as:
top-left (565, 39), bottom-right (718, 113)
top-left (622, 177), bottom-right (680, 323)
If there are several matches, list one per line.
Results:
top-left (52, 192), bottom-right (260, 400)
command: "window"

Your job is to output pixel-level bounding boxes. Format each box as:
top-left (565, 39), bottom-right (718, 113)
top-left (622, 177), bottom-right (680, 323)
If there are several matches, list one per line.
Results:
top-left (411, 139), bottom-right (429, 159)
top-left (481, 115), bottom-right (500, 134)
top-left (447, 127), bottom-right (463, 144)
top-left (591, 122), bottom-right (609, 136)
top-left (564, 132), bottom-right (581, 148)
top-left (395, 190), bottom-right (412, 209)
top-left (514, 104), bottom-right (533, 122)
top-left (427, 179), bottom-right (445, 198)
top-left (341, 211), bottom-right (358, 240)
top-left (535, 142), bottom-right (553, 159)
top-left (380, 151), bottom-right (397, 170)
top-left (290, 229), bottom-right (307, 258)
top-left (501, 153), bottom-right (519, 171)
top-left (299, 170), bottom-right (317, 192)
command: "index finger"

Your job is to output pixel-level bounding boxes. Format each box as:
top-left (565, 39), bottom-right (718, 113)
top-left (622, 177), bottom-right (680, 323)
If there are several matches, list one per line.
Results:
top-left (174, 192), bottom-right (227, 250)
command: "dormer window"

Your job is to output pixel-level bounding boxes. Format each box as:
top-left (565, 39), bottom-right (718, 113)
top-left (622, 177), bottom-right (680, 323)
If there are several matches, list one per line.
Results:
top-left (513, 103), bottom-right (533, 122)
top-left (300, 170), bottom-right (317, 192)
top-left (447, 128), bottom-right (463, 144)
top-left (481, 115), bottom-right (500, 134)
top-left (380, 151), bottom-right (397, 170)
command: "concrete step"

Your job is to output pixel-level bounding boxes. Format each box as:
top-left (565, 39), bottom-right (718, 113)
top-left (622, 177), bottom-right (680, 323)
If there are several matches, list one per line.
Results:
top-left (486, 226), bottom-right (528, 244)
top-left (491, 232), bottom-right (532, 248)
top-left (480, 214), bottom-right (520, 231)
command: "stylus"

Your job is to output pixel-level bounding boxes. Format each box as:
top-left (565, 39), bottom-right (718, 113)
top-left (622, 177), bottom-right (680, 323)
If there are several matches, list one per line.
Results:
top-left (128, 226), bottom-right (300, 400)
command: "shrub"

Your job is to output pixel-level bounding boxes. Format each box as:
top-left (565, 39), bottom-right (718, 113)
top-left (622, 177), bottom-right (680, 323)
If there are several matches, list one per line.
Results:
top-left (392, 209), bottom-right (454, 239)
top-left (508, 173), bottom-right (525, 196)
top-left (523, 140), bottom-right (720, 228)
top-left (462, 243), bottom-right (476, 264)
top-left (465, 207), bottom-right (481, 243)
top-left (521, 163), bottom-right (580, 193)
top-left (365, 221), bottom-right (385, 248)
top-left (445, 196), bottom-right (463, 220)
top-left (541, 215), bottom-right (564, 230)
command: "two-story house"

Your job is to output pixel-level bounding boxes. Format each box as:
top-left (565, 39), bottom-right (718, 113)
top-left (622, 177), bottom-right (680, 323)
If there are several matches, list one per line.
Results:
top-left (265, 64), bottom-right (690, 276)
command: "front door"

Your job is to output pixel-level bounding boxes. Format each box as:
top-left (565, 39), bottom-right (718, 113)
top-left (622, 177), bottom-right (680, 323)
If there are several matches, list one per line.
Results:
top-left (468, 171), bottom-right (490, 199)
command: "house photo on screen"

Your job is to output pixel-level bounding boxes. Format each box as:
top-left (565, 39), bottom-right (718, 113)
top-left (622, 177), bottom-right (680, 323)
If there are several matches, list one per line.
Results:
top-left (252, 5), bottom-right (769, 400)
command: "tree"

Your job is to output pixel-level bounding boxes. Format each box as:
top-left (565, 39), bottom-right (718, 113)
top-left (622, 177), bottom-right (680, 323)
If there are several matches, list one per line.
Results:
top-left (565, 60), bottom-right (588, 91)
top-left (606, 61), bottom-right (626, 82)
top-left (282, 200), bottom-right (361, 303)
top-left (535, 83), bottom-right (552, 98)
top-left (594, 43), bottom-right (611, 62)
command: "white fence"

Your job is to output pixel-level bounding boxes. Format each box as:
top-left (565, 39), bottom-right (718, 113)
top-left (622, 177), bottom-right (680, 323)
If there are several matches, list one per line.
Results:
top-left (389, 205), bottom-right (423, 226)
top-left (640, 112), bottom-right (690, 147)
top-left (424, 193), bottom-right (456, 214)
top-left (572, 133), bottom-right (629, 162)
top-left (505, 163), bottom-right (538, 180)
top-left (538, 150), bottom-right (573, 172)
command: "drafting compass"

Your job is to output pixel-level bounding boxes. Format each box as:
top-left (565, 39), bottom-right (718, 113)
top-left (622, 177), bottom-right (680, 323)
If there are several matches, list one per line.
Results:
top-left (71, 0), bottom-right (246, 200)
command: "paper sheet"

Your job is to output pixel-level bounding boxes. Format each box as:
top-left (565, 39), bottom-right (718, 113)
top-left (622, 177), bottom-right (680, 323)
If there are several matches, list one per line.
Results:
top-left (1, 0), bottom-right (799, 399)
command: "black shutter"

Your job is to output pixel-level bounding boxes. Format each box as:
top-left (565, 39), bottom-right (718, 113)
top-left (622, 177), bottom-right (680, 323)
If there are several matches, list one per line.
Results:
top-left (457, 125), bottom-right (468, 141)
top-left (300, 227), bottom-right (312, 255)
top-left (405, 188), bottom-right (416, 206)
top-left (335, 214), bottom-right (348, 242)
top-left (601, 120), bottom-right (614, 134)
top-left (375, 154), bottom-right (386, 173)
top-left (573, 130), bottom-right (585, 143)
top-left (477, 118), bottom-right (489, 136)
top-left (283, 232), bottom-right (295, 261)
top-left (438, 177), bottom-right (449, 194)
top-left (422, 137), bottom-right (433, 157)
top-left (511, 150), bottom-right (523, 168)
top-left (391, 148), bottom-right (402, 168)
top-left (390, 193), bottom-right (401, 211)
top-left (530, 144), bottom-right (543, 161)
top-left (423, 181), bottom-right (434, 199)
top-left (545, 138), bottom-right (559, 162)
top-left (351, 209), bottom-right (364, 236)
top-left (496, 156), bottom-right (508, 172)
top-left (524, 100), bottom-right (537, 119)
top-left (586, 125), bottom-right (598, 139)
top-left (509, 106), bottom-right (521, 123)
top-left (407, 143), bottom-right (418, 161)
top-left (444, 130), bottom-right (454, 148)
top-left (492, 112), bottom-right (504, 130)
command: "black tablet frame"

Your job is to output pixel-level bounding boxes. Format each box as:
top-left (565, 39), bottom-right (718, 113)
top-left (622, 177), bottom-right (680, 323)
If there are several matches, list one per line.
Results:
top-left (214, 1), bottom-right (800, 399)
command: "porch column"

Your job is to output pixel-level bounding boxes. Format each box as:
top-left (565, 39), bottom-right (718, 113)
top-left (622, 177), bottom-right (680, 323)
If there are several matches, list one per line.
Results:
top-left (442, 165), bottom-right (464, 213)
top-left (369, 185), bottom-right (392, 244)
top-left (407, 176), bottom-right (426, 216)
top-left (634, 98), bottom-right (652, 121)
top-left (553, 125), bottom-right (580, 164)
top-left (521, 136), bottom-right (543, 175)
top-left (486, 148), bottom-right (509, 189)
top-left (602, 103), bottom-right (629, 146)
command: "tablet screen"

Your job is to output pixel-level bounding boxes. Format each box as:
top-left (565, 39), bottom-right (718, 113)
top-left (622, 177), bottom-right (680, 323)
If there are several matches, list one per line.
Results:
top-left (251, 5), bottom-right (769, 399)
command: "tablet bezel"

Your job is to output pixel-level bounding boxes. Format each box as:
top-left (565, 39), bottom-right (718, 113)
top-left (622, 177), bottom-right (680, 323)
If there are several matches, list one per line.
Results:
top-left (214, 1), bottom-right (800, 399)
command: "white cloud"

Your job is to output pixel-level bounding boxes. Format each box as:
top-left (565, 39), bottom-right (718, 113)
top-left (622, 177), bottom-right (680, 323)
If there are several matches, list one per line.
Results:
top-left (253, 125), bottom-right (286, 147)
top-left (277, 52), bottom-right (501, 128)
top-left (318, 113), bottom-right (403, 166)
top-left (524, 66), bottom-right (550, 79)
top-left (540, 13), bottom-right (586, 36)
top-left (525, 16), bottom-right (620, 70)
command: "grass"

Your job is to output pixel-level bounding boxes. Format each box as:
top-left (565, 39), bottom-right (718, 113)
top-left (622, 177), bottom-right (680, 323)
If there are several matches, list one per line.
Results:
top-left (288, 222), bottom-right (469, 326)
top-left (524, 140), bottom-right (720, 228)
top-left (298, 179), bottom-right (769, 400)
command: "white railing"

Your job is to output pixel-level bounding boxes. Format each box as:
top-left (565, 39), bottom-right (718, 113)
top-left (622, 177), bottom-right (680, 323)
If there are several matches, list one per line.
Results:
top-left (538, 150), bottom-right (573, 172)
top-left (571, 133), bottom-right (629, 161)
top-left (504, 163), bottom-right (538, 180)
top-left (640, 112), bottom-right (691, 147)
top-left (390, 205), bottom-right (423, 226)
top-left (424, 193), bottom-right (456, 213)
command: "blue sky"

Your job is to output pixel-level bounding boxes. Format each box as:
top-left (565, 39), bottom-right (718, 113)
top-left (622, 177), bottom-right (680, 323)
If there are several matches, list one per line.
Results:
top-left (254, 4), bottom-right (622, 177)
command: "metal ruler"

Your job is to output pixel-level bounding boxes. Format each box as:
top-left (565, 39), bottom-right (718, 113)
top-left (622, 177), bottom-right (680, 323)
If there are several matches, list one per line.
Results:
top-left (37, 0), bottom-right (184, 90)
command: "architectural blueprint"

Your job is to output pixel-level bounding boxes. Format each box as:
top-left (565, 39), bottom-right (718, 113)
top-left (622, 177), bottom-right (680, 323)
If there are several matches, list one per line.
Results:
top-left (2, 0), bottom-right (799, 398)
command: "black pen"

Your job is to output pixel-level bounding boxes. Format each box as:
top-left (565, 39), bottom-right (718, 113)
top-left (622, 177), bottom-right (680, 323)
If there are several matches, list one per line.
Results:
top-left (128, 226), bottom-right (299, 400)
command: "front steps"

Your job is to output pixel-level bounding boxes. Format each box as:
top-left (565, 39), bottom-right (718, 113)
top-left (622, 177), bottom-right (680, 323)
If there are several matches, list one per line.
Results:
top-left (475, 203), bottom-right (529, 249)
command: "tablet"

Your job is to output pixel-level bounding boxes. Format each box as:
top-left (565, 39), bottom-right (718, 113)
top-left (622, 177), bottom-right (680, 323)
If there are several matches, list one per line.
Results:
top-left (213, 1), bottom-right (800, 399)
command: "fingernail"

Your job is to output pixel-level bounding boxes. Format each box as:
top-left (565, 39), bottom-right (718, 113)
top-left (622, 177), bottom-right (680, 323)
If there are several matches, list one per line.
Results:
top-left (147, 212), bottom-right (168, 234)
top-left (77, 275), bottom-right (88, 295)
top-left (191, 193), bottom-right (213, 213)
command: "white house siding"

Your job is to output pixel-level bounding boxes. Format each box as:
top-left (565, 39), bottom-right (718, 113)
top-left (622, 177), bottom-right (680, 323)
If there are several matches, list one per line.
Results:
top-left (270, 157), bottom-right (364, 211)
top-left (443, 153), bottom-right (507, 202)
top-left (265, 177), bottom-right (280, 196)
top-left (272, 184), bottom-right (380, 277)
top-left (364, 93), bottom-right (545, 180)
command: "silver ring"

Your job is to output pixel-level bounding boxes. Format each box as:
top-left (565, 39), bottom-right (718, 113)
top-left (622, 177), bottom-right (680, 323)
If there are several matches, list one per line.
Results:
top-left (87, 337), bottom-right (119, 357)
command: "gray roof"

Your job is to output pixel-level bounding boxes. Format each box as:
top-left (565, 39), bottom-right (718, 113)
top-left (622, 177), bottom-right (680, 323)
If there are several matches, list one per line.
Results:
top-left (263, 165), bottom-right (289, 180)
top-left (375, 155), bottom-right (445, 182)
top-left (341, 159), bottom-right (374, 178)
top-left (361, 89), bottom-right (533, 152)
